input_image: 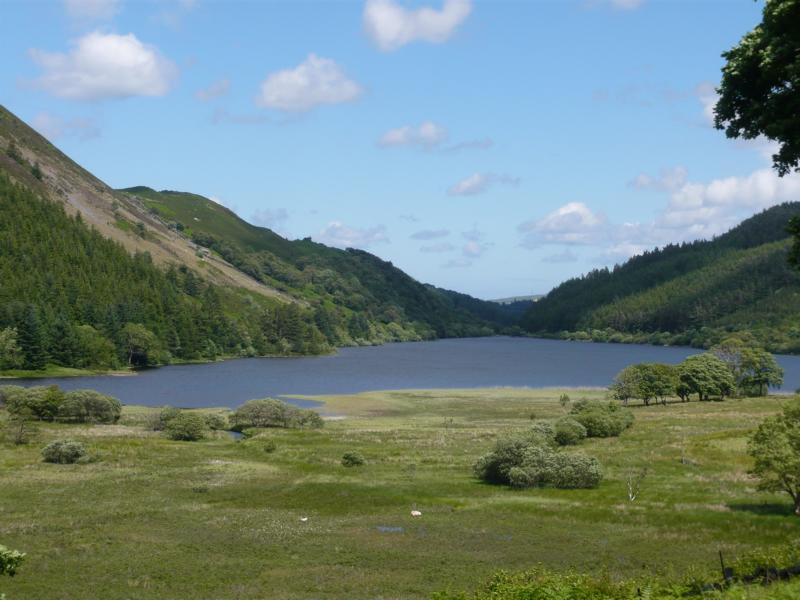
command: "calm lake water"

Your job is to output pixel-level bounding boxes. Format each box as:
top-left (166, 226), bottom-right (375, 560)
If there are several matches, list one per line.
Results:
top-left (5, 337), bottom-right (800, 408)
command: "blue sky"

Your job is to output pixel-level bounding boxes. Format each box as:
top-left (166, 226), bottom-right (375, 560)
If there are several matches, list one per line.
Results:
top-left (3, 0), bottom-right (798, 299)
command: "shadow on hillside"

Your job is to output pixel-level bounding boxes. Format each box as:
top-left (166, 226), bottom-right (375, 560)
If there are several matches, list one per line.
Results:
top-left (728, 502), bottom-right (794, 516)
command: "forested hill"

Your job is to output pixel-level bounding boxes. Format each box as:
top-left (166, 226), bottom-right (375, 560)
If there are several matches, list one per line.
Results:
top-left (521, 203), bottom-right (800, 353)
top-left (0, 104), bottom-right (516, 373)
top-left (118, 186), bottom-right (522, 338)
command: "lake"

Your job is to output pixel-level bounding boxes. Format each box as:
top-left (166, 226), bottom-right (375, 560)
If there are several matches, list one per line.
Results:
top-left (4, 337), bottom-right (800, 408)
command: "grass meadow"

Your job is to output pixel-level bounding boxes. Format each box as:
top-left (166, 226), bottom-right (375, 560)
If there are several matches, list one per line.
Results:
top-left (1, 388), bottom-right (798, 599)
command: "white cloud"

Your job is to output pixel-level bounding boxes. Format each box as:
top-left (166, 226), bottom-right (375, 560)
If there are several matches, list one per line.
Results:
top-left (520, 166), bottom-right (800, 263)
top-left (658, 168), bottom-right (800, 238)
top-left (32, 112), bottom-right (100, 141)
top-left (64, 0), bottom-right (119, 20)
top-left (209, 195), bottom-right (239, 213)
top-left (599, 242), bottom-right (653, 263)
top-left (30, 32), bottom-right (177, 101)
top-left (379, 121), bottom-right (448, 148)
top-left (437, 228), bottom-right (491, 266)
top-left (443, 257), bottom-right (472, 268)
top-left (252, 208), bottom-right (289, 230)
top-left (363, 0), bottom-right (472, 52)
top-left (518, 202), bottom-right (607, 246)
top-left (410, 228), bottom-right (449, 240)
top-left (443, 137), bottom-right (493, 153)
top-left (696, 82), bottom-right (718, 125)
top-left (462, 240), bottom-right (486, 258)
top-left (447, 172), bottom-right (519, 196)
top-left (628, 166), bottom-right (687, 192)
top-left (585, 0), bottom-right (644, 10)
top-left (420, 242), bottom-right (455, 253)
top-left (314, 221), bottom-right (389, 249)
top-left (542, 249), bottom-right (578, 263)
top-left (196, 78), bottom-right (230, 101)
top-left (257, 54), bottom-right (362, 112)
top-left (696, 81), bottom-right (779, 160)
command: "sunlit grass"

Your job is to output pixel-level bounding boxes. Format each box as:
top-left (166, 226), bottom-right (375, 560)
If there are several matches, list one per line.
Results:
top-left (1, 388), bottom-right (798, 599)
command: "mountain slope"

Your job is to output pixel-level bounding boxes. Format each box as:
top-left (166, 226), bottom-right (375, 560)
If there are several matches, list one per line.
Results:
top-left (120, 186), bottom-right (519, 340)
top-left (0, 104), bottom-right (513, 372)
top-left (0, 106), bottom-right (285, 300)
top-left (522, 203), bottom-right (800, 353)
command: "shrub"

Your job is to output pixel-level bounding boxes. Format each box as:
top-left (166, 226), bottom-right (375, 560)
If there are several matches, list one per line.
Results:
top-left (150, 405), bottom-right (180, 431)
top-left (164, 412), bottom-right (207, 441)
top-left (528, 421), bottom-right (555, 441)
top-left (570, 401), bottom-right (633, 438)
top-left (261, 439), bottom-right (277, 453)
top-left (230, 399), bottom-right (323, 430)
top-left (204, 413), bottom-right (229, 431)
top-left (42, 439), bottom-right (87, 464)
top-left (546, 453), bottom-right (602, 489)
top-left (5, 385), bottom-right (65, 421)
top-left (0, 385), bottom-right (25, 407)
top-left (296, 409), bottom-right (324, 429)
top-left (473, 435), bottom-right (602, 490)
top-left (240, 431), bottom-right (277, 452)
top-left (431, 567), bottom-right (638, 600)
top-left (0, 544), bottom-right (25, 577)
top-left (554, 417), bottom-right (587, 446)
top-left (473, 435), bottom-right (537, 484)
top-left (342, 451), bottom-right (366, 467)
top-left (58, 390), bottom-right (121, 424)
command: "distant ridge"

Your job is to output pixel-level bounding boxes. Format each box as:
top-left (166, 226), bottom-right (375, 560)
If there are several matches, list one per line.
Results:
top-left (521, 203), bottom-right (800, 353)
top-left (491, 295), bottom-right (542, 305)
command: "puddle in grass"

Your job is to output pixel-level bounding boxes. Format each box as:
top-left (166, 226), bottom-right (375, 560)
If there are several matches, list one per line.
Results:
top-left (376, 526), bottom-right (404, 533)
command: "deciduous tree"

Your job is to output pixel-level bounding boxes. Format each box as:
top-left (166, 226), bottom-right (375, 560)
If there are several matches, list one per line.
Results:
top-left (748, 400), bottom-right (800, 515)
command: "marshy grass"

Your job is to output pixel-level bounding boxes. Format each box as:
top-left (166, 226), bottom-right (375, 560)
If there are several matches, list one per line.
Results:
top-left (0, 388), bottom-right (797, 599)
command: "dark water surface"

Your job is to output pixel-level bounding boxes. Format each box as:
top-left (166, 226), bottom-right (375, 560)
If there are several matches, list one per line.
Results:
top-left (5, 337), bottom-right (800, 408)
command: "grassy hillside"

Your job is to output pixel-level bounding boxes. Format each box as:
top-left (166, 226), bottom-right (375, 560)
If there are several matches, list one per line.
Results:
top-left (1, 389), bottom-right (797, 599)
top-left (522, 203), bottom-right (800, 353)
top-left (122, 186), bottom-right (519, 341)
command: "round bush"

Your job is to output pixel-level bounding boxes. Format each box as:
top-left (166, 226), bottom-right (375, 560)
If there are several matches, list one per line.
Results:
top-left (150, 406), bottom-right (181, 431)
top-left (554, 417), bottom-right (587, 446)
top-left (230, 398), bottom-right (324, 430)
top-left (204, 413), bottom-right (229, 431)
top-left (473, 435), bottom-right (603, 490)
top-left (570, 401), bottom-right (634, 438)
top-left (58, 390), bottom-right (121, 424)
top-left (546, 453), bottom-right (603, 489)
top-left (528, 421), bottom-right (555, 442)
top-left (164, 412), bottom-right (207, 441)
top-left (574, 411), bottom-right (625, 438)
top-left (472, 436), bottom-right (534, 484)
top-left (42, 439), bottom-right (87, 464)
top-left (6, 386), bottom-right (65, 421)
top-left (341, 451), bottom-right (366, 467)
top-left (507, 466), bottom-right (533, 489)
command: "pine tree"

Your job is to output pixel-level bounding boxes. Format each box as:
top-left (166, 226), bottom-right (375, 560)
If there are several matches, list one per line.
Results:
top-left (16, 305), bottom-right (46, 370)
